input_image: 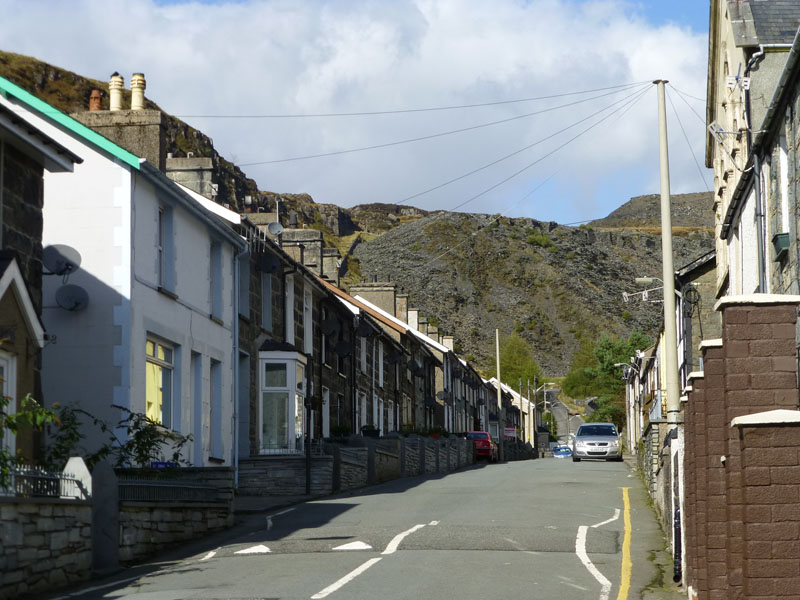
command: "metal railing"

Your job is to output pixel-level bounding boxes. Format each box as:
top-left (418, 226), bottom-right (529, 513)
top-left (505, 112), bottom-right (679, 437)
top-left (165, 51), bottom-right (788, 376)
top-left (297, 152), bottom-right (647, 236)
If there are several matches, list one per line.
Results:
top-left (2, 465), bottom-right (87, 500)
top-left (118, 479), bottom-right (218, 503)
top-left (258, 439), bottom-right (326, 456)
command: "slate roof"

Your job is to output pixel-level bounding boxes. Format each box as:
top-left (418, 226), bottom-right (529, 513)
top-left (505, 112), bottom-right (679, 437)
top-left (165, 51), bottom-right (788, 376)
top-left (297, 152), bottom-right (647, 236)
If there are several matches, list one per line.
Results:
top-left (730, 0), bottom-right (800, 46)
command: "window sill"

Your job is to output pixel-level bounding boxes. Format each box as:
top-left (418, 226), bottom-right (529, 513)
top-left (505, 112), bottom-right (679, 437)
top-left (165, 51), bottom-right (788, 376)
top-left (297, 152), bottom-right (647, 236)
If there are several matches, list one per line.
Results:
top-left (157, 287), bottom-right (179, 301)
top-left (208, 456), bottom-right (225, 464)
top-left (209, 314), bottom-right (224, 326)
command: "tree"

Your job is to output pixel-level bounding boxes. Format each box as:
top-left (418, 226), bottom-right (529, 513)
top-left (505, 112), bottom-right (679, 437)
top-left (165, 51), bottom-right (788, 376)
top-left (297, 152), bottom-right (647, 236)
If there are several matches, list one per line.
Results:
top-left (487, 332), bottom-right (540, 388)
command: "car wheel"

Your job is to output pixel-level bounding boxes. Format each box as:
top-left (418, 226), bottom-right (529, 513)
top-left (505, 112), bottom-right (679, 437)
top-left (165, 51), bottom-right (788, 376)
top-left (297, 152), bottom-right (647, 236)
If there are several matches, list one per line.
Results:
top-left (572, 456), bottom-right (580, 463)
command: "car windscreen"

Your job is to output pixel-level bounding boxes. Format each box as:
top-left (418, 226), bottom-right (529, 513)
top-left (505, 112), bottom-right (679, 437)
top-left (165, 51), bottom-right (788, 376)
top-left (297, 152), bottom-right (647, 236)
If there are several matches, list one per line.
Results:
top-left (577, 425), bottom-right (617, 436)
top-left (466, 432), bottom-right (488, 440)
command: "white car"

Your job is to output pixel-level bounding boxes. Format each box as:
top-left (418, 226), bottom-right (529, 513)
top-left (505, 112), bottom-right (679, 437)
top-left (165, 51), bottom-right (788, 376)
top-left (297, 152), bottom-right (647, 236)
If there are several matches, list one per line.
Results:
top-left (572, 423), bottom-right (622, 462)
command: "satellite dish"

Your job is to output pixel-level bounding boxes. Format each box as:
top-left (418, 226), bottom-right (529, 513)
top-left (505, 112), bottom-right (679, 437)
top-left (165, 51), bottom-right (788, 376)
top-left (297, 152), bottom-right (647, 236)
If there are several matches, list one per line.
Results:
top-left (356, 320), bottom-right (373, 337)
top-left (387, 351), bottom-right (403, 364)
top-left (409, 360), bottom-right (423, 374)
top-left (321, 317), bottom-right (340, 336)
top-left (436, 391), bottom-right (451, 401)
top-left (43, 245), bottom-right (81, 277)
top-left (55, 285), bottom-right (89, 311)
top-left (267, 221), bottom-right (284, 236)
top-left (334, 340), bottom-right (353, 357)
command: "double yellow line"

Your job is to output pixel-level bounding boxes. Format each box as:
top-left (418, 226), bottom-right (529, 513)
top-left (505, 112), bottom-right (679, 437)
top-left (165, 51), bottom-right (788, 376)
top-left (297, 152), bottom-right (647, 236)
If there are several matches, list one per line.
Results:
top-left (617, 487), bottom-right (632, 600)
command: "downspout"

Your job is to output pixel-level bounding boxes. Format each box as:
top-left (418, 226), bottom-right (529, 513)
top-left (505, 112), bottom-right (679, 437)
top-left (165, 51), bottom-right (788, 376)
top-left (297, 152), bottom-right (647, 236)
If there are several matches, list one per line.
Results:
top-left (233, 245), bottom-right (248, 490)
top-left (745, 46), bottom-right (767, 292)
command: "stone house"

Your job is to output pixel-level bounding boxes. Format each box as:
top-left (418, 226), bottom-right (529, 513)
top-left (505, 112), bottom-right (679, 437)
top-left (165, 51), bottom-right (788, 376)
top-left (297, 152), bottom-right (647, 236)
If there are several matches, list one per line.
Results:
top-left (0, 74), bottom-right (248, 468)
top-left (665, 3), bottom-right (800, 597)
top-left (0, 97), bottom-right (79, 464)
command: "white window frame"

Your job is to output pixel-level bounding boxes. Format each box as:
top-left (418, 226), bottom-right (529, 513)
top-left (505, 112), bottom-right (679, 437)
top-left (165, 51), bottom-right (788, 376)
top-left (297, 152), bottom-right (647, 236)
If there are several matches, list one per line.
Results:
top-left (285, 276), bottom-right (295, 344)
top-left (304, 288), bottom-right (313, 355)
top-left (261, 272), bottom-right (273, 332)
top-left (378, 341), bottom-right (384, 388)
top-left (0, 351), bottom-right (16, 456)
top-left (258, 351), bottom-right (307, 454)
top-left (210, 242), bottom-right (223, 320)
top-left (360, 337), bottom-right (367, 373)
top-left (779, 129), bottom-right (790, 232)
top-left (157, 206), bottom-right (175, 292)
top-left (322, 386), bottom-right (330, 438)
top-left (145, 338), bottom-right (174, 429)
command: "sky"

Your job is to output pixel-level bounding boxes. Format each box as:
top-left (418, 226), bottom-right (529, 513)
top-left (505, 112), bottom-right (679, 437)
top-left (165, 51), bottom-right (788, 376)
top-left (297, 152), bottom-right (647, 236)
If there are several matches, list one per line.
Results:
top-left (2, 0), bottom-right (711, 225)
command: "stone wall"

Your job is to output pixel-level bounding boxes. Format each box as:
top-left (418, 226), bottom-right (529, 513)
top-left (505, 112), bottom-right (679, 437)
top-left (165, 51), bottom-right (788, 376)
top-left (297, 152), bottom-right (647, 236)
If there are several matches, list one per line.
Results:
top-left (0, 498), bottom-right (92, 600)
top-left (339, 448), bottom-right (368, 491)
top-left (119, 503), bottom-right (232, 564)
top-left (238, 456), bottom-right (334, 496)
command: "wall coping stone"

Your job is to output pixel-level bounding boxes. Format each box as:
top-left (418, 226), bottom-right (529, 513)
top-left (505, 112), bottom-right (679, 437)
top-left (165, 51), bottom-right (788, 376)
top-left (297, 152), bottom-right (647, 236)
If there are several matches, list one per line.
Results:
top-left (687, 371), bottom-right (704, 381)
top-left (714, 294), bottom-right (800, 312)
top-left (699, 339), bottom-right (722, 350)
top-left (731, 409), bottom-right (800, 428)
top-left (0, 496), bottom-right (91, 507)
top-left (120, 501), bottom-right (227, 509)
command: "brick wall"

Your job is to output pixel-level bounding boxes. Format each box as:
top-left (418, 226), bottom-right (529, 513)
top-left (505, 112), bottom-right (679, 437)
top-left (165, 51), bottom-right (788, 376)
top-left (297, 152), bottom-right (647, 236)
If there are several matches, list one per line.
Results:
top-left (683, 299), bottom-right (799, 599)
top-left (739, 423), bottom-right (800, 598)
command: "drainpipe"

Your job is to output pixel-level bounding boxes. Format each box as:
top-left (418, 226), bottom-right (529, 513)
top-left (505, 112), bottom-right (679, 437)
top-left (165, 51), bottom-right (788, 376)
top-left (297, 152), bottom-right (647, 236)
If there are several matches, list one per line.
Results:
top-left (232, 246), bottom-right (248, 489)
top-left (745, 47), bottom-right (768, 292)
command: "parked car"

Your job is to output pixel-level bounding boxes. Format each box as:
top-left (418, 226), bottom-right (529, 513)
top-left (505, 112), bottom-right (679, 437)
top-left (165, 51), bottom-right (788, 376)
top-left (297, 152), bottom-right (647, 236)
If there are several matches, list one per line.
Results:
top-left (553, 445), bottom-right (572, 458)
top-left (467, 431), bottom-right (498, 462)
top-left (572, 422), bottom-right (622, 462)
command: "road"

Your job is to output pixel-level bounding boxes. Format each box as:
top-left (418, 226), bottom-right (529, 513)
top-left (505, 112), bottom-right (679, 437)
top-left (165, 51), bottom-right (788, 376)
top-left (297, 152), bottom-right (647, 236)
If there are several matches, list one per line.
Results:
top-left (47, 458), bottom-right (666, 600)
top-left (548, 391), bottom-right (584, 442)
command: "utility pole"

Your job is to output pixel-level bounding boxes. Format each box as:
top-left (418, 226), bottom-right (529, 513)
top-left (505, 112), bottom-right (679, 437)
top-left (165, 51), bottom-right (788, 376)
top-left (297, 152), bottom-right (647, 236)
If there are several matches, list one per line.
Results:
top-left (654, 79), bottom-right (681, 425)
top-left (496, 329), bottom-right (504, 462)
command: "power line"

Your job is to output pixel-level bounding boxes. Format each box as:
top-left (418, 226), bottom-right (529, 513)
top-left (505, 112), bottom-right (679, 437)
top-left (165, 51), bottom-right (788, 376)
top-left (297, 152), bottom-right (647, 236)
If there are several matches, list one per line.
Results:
top-left (669, 85), bottom-right (707, 125)
top-left (666, 88), bottom-right (711, 192)
top-left (175, 81), bottom-right (652, 119)
top-left (669, 86), bottom-right (705, 103)
top-left (238, 83), bottom-right (651, 166)
top-left (444, 85), bottom-right (653, 214)
top-left (392, 86), bottom-right (650, 206)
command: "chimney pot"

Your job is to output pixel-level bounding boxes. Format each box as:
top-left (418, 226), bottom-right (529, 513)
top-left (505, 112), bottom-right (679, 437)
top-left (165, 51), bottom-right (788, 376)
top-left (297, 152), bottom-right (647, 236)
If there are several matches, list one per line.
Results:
top-left (89, 89), bottom-right (102, 111)
top-left (109, 74), bottom-right (124, 111)
top-left (130, 73), bottom-right (146, 111)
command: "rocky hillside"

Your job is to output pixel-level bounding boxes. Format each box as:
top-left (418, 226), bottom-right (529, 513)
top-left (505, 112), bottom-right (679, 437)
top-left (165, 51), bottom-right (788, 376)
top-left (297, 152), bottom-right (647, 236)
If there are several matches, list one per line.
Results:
top-left (353, 206), bottom-right (714, 376)
top-left (2, 50), bottom-right (716, 376)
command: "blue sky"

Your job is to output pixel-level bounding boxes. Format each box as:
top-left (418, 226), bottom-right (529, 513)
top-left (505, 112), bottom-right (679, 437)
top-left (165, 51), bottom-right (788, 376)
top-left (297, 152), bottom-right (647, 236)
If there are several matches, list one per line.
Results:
top-left (2, 0), bottom-right (712, 224)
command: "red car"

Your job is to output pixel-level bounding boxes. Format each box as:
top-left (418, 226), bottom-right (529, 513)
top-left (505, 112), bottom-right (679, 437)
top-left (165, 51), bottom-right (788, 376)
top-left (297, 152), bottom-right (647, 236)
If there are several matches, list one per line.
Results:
top-left (467, 431), bottom-right (498, 462)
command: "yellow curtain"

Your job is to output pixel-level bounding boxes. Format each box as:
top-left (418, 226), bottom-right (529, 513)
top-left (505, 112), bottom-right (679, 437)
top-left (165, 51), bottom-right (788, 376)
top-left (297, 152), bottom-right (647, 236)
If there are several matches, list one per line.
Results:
top-left (145, 361), bottom-right (162, 423)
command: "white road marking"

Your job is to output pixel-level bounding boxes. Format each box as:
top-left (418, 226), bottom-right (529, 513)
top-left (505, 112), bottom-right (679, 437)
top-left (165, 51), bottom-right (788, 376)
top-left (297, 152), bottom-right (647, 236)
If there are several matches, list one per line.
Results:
top-left (333, 541), bottom-right (373, 550)
top-left (382, 524), bottom-right (426, 555)
top-left (234, 544), bottom-right (271, 554)
top-left (266, 507), bottom-right (294, 532)
top-left (591, 509), bottom-right (621, 529)
top-left (49, 575), bottom-right (141, 599)
top-left (312, 523), bottom-right (429, 598)
top-left (429, 520), bottom-right (439, 526)
top-left (200, 549), bottom-right (217, 561)
top-left (311, 557), bottom-right (383, 599)
top-left (576, 525), bottom-right (612, 600)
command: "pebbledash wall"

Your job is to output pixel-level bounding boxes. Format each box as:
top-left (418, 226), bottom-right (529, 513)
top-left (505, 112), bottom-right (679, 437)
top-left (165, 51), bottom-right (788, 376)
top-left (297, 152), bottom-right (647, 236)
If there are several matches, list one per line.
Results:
top-left (238, 436), bottom-right (474, 496)
top-left (682, 297), bottom-right (800, 600)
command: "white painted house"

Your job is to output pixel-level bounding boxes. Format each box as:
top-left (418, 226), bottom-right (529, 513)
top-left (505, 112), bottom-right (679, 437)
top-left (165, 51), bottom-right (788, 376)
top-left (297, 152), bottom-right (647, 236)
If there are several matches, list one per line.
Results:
top-left (0, 76), bottom-right (246, 467)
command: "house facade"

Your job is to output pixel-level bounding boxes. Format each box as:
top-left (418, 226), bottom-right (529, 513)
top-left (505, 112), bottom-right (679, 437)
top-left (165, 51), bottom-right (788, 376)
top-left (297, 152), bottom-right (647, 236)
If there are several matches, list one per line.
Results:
top-left (0, 97), bottom-right (79, 464)
top-left (0, 75), bottom-right (247, 468)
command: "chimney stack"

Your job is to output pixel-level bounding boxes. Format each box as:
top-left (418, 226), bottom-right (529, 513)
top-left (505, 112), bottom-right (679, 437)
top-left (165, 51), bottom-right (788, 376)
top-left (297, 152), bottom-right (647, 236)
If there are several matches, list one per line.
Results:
top-left (109, 73), bottom-right (124, 111)
top-left (89, 89), bottom-right (102, 111)
top-left (130, 73), bottom-right (146, 110)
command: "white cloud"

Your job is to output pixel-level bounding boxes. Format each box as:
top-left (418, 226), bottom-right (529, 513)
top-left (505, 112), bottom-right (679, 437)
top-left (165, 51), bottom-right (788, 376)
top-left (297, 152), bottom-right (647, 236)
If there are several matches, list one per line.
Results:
top-left (1, 0), bottom-right (710, 223)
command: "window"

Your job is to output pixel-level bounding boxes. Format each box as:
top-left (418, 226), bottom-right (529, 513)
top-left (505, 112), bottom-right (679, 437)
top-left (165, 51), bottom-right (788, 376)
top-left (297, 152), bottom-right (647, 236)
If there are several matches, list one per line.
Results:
top-left (285, 276), bottom-right (295, 344)
top-left (210, 359), bottom-right (222, 458)
top-left (779, 130), bottom-right (790, 232)
top-left (146, 339), bottom-right (173, 428)
top-left (0, 351), bottom-right (16, 455)
top-left (335, 393), bottom-right (345, 428)
top-left (303, 289), bottom-right (313, 355)
top-left (239, 252), bottom-right (250, 317)
top-left (157, 206), bottom-right (175, 291)
top-left (322, 387), bottom-right (330, 438)
top-left (210, 242), bottom-right (222, 320)
top-left (261, 272), bottom-right (272, 331)
top-left (378, 341), bottom-right (384, 388)
top-left (258, 353), bottom-right (307, 454)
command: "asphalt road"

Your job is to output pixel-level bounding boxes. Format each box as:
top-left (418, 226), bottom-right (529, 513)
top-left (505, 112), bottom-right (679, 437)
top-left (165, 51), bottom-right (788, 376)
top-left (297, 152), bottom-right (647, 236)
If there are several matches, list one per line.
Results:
top-left (47, 458), bottom-right (665, 600)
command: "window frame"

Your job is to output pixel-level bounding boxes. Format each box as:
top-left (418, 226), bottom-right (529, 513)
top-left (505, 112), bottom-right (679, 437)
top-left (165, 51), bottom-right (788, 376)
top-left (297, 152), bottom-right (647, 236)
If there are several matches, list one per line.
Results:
top-left (145, 337), bottom-right (174, 429)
